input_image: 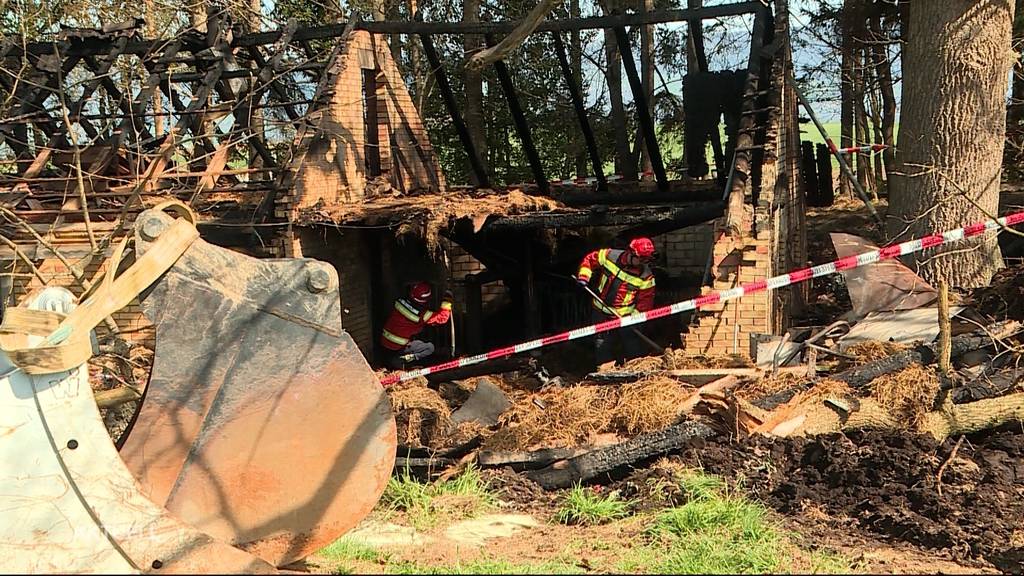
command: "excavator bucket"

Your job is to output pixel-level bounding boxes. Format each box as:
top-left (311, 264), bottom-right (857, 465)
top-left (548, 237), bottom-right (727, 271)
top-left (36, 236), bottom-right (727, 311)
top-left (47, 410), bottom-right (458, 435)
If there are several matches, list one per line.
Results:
top-left (115, 208), bottom-right (397, 567)
top-left (0, 287), bottom-right (277, 574)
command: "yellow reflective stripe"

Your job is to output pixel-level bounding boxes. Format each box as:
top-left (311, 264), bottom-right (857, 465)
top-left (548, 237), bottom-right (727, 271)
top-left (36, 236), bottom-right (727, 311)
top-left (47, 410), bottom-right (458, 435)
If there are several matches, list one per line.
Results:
top-left (423, 310), bottom-right (434, 321)
top-left (578, 265), bottom-right (593, 279)
top-left (591, 300), bottom-right (634, 316)
top-left (441, 301), bottom-right (453, 310)
top-left (395, 300), bottom-right (421, 322)
top-left (596, 275), bottom-right (607, 292)
top-left (599, 254), bottom-right (652, 290)
top-left (621, 291), bottom-right (635, 306)
top-left (383, 329), bottom-right (409, 346)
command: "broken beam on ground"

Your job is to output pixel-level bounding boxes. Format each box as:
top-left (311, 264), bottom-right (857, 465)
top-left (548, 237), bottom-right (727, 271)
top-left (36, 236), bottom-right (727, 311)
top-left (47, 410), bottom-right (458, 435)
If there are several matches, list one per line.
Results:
top-left (425, 356), bottom-right (537, 385)
top-left (525, 421), bottom-right (715, 489)
top-left (833, 321), bottom-right (1021, 388)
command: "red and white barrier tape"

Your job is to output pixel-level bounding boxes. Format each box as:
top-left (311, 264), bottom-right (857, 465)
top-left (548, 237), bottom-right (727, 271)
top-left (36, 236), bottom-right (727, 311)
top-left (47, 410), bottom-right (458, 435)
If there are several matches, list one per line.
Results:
top-left (832, 143), bottom-right (889, 156)
top-left (379, 211), bottom-right (1024, 386)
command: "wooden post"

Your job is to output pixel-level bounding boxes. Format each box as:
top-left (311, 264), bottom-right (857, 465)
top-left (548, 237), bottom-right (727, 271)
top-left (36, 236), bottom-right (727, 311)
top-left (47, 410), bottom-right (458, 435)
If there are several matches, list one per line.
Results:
top-left (552, 32), bottom-right (607, 190)
top-left (486, 33), bottom-right (548, 194)
top-left (464, 273), bottom-right (484, 354)
top-left (613, 25), bottom-right (668, 191)
top-left (419, 31), bottom-right (491, 188)
top-left (938, 280), bottom-right (951, 375)
top-left (524, 240), bottom-right (541, 337)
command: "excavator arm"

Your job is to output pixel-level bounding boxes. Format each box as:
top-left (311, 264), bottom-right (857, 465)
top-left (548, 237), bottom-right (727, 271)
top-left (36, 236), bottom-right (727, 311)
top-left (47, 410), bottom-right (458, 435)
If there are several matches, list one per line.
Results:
top-left (0, 204), bottom-right (397, 571)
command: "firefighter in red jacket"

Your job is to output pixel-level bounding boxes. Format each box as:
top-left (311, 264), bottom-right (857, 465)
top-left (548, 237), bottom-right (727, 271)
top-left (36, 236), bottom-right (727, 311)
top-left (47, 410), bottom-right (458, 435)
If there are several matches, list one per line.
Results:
top-left (381, 281), bottom-right (453, 369)
top-left (576, 237), bottom-right (656, 366)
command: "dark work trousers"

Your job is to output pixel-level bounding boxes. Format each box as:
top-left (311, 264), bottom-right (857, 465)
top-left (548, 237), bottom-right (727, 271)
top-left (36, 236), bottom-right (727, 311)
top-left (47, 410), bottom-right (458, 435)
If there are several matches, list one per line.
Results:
top-left (385, 340), bottom-right (436, 370)
top-left (591, 308), bottom-right (646, 368)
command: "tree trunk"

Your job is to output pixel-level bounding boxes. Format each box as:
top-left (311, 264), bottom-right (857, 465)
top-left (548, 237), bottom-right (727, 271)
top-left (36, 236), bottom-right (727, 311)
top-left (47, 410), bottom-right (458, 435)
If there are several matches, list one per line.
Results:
top-left (889, 0), bottom-right (1013, 289)
top-left (1010, 0), bottom-right (1024, 128)
top-left (249, 0), bottom-right (264, 170)
top-left (639, 0), bottom-right (655, 178)
top-left (571, 0), bottom-right (587, 177)
top-left (852, 46), bottom-right (875, 197)
top-left (604, 27), bottom-right (633, 178)
top-left (464, 0), bottom-right (488, 183)
top-left (867, 73), bottom-right (885, 190)
top-left (839, 0), bottom-right (858, 198)
top-left (146, 0), bottom-right (163, 137)
top-left (408, 0), bottom-right (421, 108)
top-left (600, 0), bottom-right (633, 179)
top-left (869, 15), bottom-right (897, 183)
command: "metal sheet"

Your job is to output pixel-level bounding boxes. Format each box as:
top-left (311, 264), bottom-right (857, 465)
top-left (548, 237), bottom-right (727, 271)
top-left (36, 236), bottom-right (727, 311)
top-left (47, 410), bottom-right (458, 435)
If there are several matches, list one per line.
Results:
top-left (830, 232), bottom-right (938, 319)
top-left (0, 288), bottom-right (275, 574)
top-left (838, 307), bottom-right (966, 350)
top-left (119, 209), bottom-right (397, 567)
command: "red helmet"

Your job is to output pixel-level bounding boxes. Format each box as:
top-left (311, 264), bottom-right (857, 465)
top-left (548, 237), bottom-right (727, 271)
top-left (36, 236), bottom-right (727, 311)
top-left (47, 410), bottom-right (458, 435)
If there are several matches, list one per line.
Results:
top-left (628, 237), bottom-right (655, 259)
top-left (409, 281), bottom-right (432, 303)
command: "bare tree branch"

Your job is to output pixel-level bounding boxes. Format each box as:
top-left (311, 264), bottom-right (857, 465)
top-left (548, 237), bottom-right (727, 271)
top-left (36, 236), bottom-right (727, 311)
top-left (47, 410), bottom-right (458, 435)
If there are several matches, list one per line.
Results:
top-left (465, 0), bottom-right (560, 70)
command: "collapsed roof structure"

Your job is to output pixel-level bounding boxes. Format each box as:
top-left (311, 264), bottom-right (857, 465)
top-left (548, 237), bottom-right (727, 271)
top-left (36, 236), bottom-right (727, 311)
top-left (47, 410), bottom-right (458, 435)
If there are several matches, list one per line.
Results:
top-left (0, 0), bottom-right (806, 363)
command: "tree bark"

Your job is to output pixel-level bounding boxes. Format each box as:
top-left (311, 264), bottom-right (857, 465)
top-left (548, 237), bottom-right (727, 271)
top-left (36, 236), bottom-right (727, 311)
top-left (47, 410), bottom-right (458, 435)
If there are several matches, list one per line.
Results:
top-left (464, 0), bottom-right (488, 183)
top-left (869, 15), bottom-right (897, 182)
top-left (571, 0), bottom-right (587, 177)
top-left (249, 0), bottom-right (264, 170)
top-left (639, 0), bottom-right (655, 177)
top-left (600, 0), bottom-right (634, 179)
top-left (852, 46), bottom-right (875, 197)
top-left (146, 0), bottom-right (163, 137)
top-left (839, 0), bottom-right (858, 198)
top-left (889, 0), bottom-right (1014, 288)
top-left (867, 67), bottom-right (885, 189)
top-left (1009, 0), bottom-right (1024, 130)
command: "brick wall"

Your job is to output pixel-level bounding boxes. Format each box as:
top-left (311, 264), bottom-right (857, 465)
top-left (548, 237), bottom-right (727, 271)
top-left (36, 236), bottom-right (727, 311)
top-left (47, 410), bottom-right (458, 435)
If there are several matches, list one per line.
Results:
top-left (278, 31), bottom-right (445, 221)
top-left (682, 1), bottom-right (805, 357)
top-left (445, 242), bottom-right (507, 311)
top-left (658, 224), bottom-right (714, 276)
top-left (682, 229), bottom-right (772, 355)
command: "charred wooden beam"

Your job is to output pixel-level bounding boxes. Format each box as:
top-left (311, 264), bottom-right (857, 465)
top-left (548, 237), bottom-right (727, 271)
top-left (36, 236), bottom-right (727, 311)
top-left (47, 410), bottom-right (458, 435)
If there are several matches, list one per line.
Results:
top-left (419, 31), bottom-right (490, 188)
top-left (482, 201), bottom-right (723, 231)
top-left (550, 179), bottom-right (719, 206)
top-left (486, 33), bottom-right (547, 194)
top-left (686, 0), bottom-right (725, 181)
top-left (525, 421), bottom-right (716, 489)
top-left (552, 32), bottom-right (606, 190)
top-left (613, 25), bottom-right (667, 191)
top-left (16, 3), bottom-right (760, 57)
top-left (722, 3), bottom-right (769, 237)
top-left (425, 356), bottom-right (537, 385)
top-left (479, 446), bottom-right (594, 470)
top-left (246, 45), bottom-right (301, 122)
top-left (753, 322), bottom-right (1023, 411)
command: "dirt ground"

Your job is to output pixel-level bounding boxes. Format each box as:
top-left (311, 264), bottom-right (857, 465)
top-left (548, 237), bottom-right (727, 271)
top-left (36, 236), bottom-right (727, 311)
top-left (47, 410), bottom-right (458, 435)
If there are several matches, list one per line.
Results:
top-left (669, 426), bottom-right (1024, 572)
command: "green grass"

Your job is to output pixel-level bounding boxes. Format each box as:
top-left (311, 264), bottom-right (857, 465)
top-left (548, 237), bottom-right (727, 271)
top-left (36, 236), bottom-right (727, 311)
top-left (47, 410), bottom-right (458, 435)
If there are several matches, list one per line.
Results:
top-left (386, 558), bottom-right (585, 574)
top-left (555, 484), bottom-right (632, 526)
top-left (380, 464), bottom-right (496, 530)
top-left (615, 471), bottom-right (787, 574)
top-left (317, 536), bottom-right (389, 574)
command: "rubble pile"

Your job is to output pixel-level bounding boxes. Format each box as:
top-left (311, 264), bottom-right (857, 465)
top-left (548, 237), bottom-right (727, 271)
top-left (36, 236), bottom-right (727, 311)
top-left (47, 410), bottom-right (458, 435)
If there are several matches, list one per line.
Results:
top-left (381, 263), bottom-right (1024, 569)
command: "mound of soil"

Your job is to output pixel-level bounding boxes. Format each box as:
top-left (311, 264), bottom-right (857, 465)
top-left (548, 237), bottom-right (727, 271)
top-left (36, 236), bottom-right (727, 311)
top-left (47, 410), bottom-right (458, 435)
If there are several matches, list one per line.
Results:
top-left (675, 428), bottom-right (1024, 571)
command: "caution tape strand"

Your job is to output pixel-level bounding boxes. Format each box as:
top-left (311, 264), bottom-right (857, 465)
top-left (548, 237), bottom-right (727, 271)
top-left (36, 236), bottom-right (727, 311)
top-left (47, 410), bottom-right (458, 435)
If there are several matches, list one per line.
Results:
top-left (379, 210), bottom-right (1024, 386)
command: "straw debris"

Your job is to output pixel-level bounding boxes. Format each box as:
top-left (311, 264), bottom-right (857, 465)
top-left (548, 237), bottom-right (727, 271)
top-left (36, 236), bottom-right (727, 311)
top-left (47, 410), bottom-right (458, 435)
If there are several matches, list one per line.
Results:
top-left (483, 378), bottom-right (692, 451)
top-left (869, 364), bottom-right (940, 427)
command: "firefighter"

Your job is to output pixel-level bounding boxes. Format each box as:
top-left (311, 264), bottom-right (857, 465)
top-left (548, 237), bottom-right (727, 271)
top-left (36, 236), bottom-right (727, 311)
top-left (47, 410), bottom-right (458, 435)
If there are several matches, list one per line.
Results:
top-left (380, 281), bottom-right (453, 369)
top-left (575, 237), bottom-right (657, 366)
